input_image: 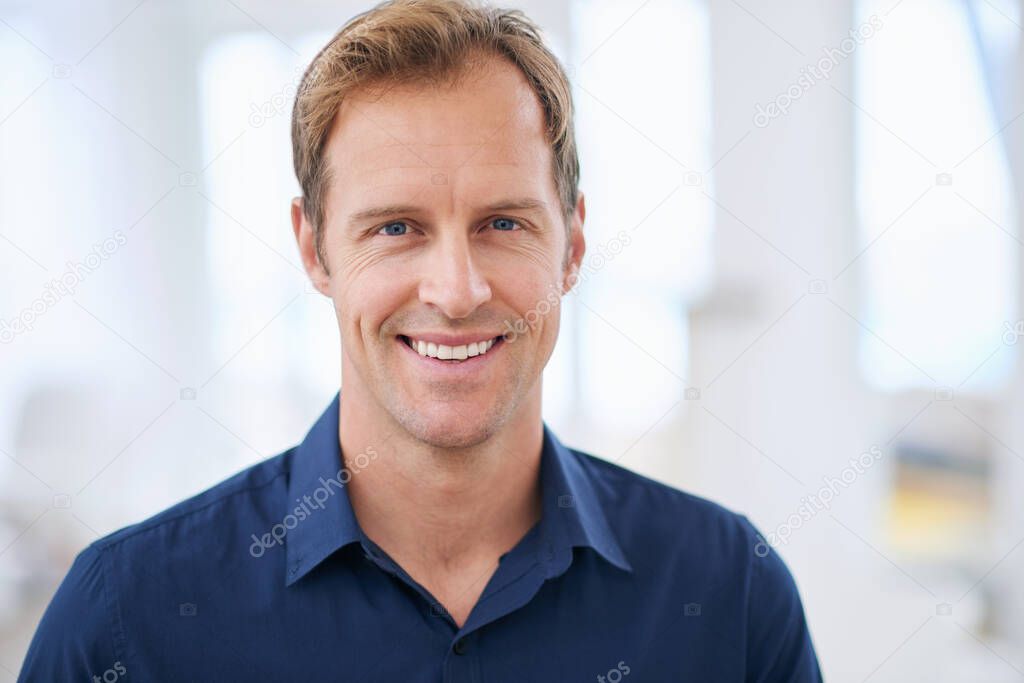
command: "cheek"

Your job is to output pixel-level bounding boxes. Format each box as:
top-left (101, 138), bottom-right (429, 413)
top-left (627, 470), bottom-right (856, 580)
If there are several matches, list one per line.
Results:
top-left (486, 251), bottom-right (564, 331)
top-left (331, 255), bottom-right (418, 342)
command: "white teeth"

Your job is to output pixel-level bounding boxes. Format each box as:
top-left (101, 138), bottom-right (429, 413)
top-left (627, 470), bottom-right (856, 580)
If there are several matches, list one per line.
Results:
top-left (406, 336), bottom-right (497, 360)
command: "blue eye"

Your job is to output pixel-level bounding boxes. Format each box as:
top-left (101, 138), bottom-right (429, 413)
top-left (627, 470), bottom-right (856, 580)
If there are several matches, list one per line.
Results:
top-left (491, 218), bottom-right (518, 231)
top-left (378, 221), bottom-right (408, 236)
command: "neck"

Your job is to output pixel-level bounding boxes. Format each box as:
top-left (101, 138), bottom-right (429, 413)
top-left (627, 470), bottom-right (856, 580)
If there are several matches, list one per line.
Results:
top-left (337, 383), bottom-right (545, 573)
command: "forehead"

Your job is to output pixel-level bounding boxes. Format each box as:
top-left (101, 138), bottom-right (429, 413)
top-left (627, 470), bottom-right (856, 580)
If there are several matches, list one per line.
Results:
top-left (324, 56), bottom-right (555, 208)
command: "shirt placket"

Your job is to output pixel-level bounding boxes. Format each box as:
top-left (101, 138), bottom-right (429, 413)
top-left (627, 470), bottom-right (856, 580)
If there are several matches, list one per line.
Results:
top-left (360, 524), bottom-right (563, 683)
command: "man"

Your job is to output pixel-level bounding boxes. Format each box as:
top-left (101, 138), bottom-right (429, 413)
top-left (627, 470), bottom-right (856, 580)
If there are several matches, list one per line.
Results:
top-left (20, 0), bottom-right (822, 680)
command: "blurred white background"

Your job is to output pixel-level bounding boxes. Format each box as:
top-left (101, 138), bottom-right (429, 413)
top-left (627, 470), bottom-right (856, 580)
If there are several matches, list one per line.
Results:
top-left (2, 0), bottom-right (1024, 680)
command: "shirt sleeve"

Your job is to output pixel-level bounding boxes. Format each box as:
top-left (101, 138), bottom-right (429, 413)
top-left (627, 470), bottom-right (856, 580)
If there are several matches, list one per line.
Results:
top-left (741, 518), bottom-right (822, 682)
top-left (18, 543), bottom-right (125, 682)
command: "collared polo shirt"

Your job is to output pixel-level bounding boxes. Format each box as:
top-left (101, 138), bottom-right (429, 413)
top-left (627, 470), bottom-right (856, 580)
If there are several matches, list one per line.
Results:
top-left (20, 392), bottom-right (821, 681)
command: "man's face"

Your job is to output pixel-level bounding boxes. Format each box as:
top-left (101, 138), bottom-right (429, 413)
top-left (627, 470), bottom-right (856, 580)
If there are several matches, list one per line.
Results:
top-left (294, 56), bottom-right (585, 449)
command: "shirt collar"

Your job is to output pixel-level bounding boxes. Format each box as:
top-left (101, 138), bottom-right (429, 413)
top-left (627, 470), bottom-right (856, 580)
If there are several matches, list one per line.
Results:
top-left (536, 423), bottom-right (632, 573)
top-left (284, 392), bottom-right (631, 586)
top-left (284, 392), bottom-right (362, 586)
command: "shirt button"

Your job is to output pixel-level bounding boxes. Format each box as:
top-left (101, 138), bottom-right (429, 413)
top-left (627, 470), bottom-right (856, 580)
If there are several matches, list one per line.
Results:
top-left (453, 638), bottom-right (468, 655)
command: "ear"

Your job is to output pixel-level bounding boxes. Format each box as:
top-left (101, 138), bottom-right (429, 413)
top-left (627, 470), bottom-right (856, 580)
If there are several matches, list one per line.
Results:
top-left (562, 191), bottom-right (586, 294)
top-left (291, 197), bottom-right (331, 294)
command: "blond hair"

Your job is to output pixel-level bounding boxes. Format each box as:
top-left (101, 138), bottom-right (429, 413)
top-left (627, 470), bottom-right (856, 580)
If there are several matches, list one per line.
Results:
top-left (291, 0), bottom-right (578, 264)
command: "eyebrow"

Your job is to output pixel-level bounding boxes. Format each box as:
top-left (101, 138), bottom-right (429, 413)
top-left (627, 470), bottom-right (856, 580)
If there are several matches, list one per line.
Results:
top-left (347, 197), bottom-right (548, 227)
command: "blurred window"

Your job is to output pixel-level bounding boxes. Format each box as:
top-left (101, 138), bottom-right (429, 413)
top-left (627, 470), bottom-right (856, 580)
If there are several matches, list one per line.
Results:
top-left (547, 0), bottom-right (712, 431)
top-left (199, 32), bottom-right (336, 394)
top-left (852, 0), bottom-right (1019, 392)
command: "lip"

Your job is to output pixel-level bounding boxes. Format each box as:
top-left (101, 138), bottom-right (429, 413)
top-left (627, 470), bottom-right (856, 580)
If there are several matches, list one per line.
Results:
top-left (396, 334), bottom-right (504, 375)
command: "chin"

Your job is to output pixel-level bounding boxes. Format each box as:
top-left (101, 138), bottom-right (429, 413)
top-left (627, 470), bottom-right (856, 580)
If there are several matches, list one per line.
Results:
top-left (392, 398), bottom-right (510, 450)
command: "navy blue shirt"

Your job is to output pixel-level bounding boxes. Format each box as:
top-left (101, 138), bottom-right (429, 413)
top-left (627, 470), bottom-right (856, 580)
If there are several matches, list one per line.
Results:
top-left (20, 393), bottom-right (821, 681)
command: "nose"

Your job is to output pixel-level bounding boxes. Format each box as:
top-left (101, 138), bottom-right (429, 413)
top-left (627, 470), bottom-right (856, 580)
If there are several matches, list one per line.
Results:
top-left (418, 231), bottom-right (492, 319)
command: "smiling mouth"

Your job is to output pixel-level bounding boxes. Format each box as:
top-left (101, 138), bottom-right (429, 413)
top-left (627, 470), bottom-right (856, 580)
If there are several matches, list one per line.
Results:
top-left (399, 335), bottom-right (503, 362)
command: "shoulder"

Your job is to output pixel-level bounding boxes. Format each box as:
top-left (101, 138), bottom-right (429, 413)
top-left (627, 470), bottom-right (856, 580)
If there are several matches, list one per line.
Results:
top-left (744, 524), bottom-right (822, 680)
top-left (19, 451), bottom-right (293, 680)
top-left (86, 449), bottom-right (294, 605)
top-left (573, 449), bottom-right (821, 680)
top-left (19, 543), bottom-right (119, 680)
top-left (93, 448), bottom-right (292, 554)
top-left (574, 445), bottom-right (804, 587)
top-left (573, 448), bottom-right (761, 552)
